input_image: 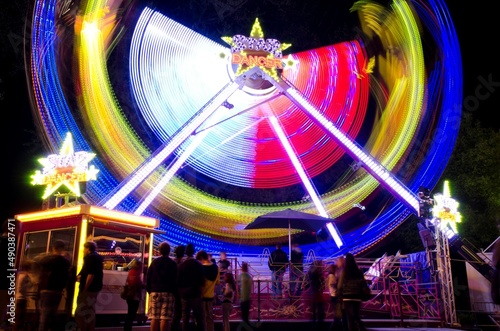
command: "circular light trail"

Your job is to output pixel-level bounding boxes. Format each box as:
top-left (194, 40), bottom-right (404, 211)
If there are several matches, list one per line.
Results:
top-left (27, 0), bottom-right (462, 256)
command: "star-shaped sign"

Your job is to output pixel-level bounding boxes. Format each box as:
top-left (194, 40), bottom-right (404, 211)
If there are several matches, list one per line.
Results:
top-left (31, 132), bottom-right (99, 199)
top-left (222, 18), bottom-right (291, 80)
top-left (432, 180), bottom-right (461, 234)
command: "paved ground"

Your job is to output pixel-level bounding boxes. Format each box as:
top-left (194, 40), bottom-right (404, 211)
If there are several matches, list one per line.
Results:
top-left (95, 320), bottom-right (470, 331)
top-left (96, 326), bottom-right (464, 331)
top-left (95, 327), bottom-right (466, 331)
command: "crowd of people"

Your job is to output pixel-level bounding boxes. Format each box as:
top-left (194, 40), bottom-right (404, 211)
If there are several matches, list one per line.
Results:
top-left (111, 239), bottom-right (370, 331)
top-left (145, 242), bottom-right (255, 331)
top-left (1, 228), bottom-right (371, 331)
top-left (143, 242), bottom-right (371, 331)
top-left (267, 243), bottom-right (370, 331)
top-left (0, 238), bottom-right (104, 331)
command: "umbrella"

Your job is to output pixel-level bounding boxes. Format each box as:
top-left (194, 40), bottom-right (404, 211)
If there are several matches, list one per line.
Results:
top-left (245, 208), bottom-right (336, 257)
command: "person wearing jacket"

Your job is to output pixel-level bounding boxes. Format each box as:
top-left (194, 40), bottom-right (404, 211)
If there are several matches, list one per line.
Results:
top-left (146, 242), bottom-right (178, 331)
top-left (172, 245), bottom-right (186, 331)
top-left (337, 253), bottom-right (367, 331)
top-left (327, 258), bottom-right (347, 331)
top-left (268, 243), bottom-right (289, 298)
top-left (238, 262), bottom-right (253, 326)
top-left (37, 240), bottom-right (72, 331)
top-left (124, 259), bottom-right (143, 331)
top-left (75, 241), bottom-right (103, 331)
top-left (196, 250), bottom-right (219, 331)
top-left (221, 273), bottom-right (236, 331)
top-left (290, 242), bottom-right (304, 297)
top-left (307, 259), bottom-right (325, 331)
top-left (177, 243), bottom-right (205, 331)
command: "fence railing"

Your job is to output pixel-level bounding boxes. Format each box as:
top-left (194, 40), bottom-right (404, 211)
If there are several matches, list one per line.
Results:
top-left (211, 254), bottom-right (442, 322)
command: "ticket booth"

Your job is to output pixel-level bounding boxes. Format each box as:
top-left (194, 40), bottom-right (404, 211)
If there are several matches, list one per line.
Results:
top-left (14, 204), bottom-right (163, 326)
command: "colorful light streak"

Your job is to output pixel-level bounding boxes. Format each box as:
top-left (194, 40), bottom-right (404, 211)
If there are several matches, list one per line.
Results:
top-left (269, 114), bottom-right (343, 248)
top-left (133, 108), bottom-right (226, 215)
top-left (102, 80), bottom-right (242, 210)
top-left (26, 0), bottom-right (462, 256)
top-left (16, 204), bottom-right (159, 228)
top-left (280, 82), bottom-right (420, 213)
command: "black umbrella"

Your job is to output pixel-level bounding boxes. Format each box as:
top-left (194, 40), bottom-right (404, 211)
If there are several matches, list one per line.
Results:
top-left (245, 208), bottom-right (336, 256)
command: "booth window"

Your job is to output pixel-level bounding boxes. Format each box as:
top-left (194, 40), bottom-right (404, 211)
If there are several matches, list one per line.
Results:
top-left (22, 227), bottom-right (76, 266)
top-left (92, 227), bottom-right (144, 270)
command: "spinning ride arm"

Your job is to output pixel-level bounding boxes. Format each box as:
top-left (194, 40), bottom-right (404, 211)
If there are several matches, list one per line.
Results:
top-left (270, 75), bottom-right (421, 215)
top-left (99, 71), bottom-right (259, 210)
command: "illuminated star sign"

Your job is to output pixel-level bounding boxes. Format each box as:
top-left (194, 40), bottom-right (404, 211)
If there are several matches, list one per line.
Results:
top-left (432, 180), bottom-right (462, 234)
top-left (31, 132), bottom-right (99, 199)
top-left (221, 18), bottom-right (291, 80)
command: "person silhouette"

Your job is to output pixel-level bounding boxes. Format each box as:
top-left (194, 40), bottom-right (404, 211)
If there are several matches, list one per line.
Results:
top-left (123, 259), bottom-right (143, 331)
top-left (196, 250), bottom-right (219, 331)
top-left (328, 257), bottom-right (346, 331)
top-left (238, 262), bottom-right (253, 326)
top-left (337, 253), bottom-right (367, 331)
top-left (38, 240), bottom-right (72, 331)
top-left (146, 242), bottom-right (178, 331)
top-left (268, 243), bottom-right (289, 298)
top-left (289, 242), bottom-right (304, 297)
top-left (75, 241), bottom-right (104, 331)
top-left (172, 245), bottom-right (185, 331)
top-left (221, 272), bottom-right (236, 331)
top-left (177, 243), bottom-right (204, 331)
top-left (307, 259), bottom-right (325, 331)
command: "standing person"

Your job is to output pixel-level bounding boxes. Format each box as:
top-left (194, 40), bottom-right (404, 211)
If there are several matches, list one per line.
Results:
top-left (307, 259), bottom-right (326, 331)
top-left (177, 243), bottom-right (205, 331)
top-left (289, 242), bottom-right (304, 297)
top-left (238, 262), bottom-right (253, 326)
top-left (327, 262), bottom-right (343, 331)
top-left (333, 256), bottom-right (347, 331)
top-left (337, 253), bottom-right (367, 331)
top-left (196, 250), bottom-right (219, 331)
top-left (124, 259), bottom-right (143, 331)
top-left (268, 243), bottom-right (288, 298)
top-left (174, 245), bottom-right (186, 265)
top-left (75, 241), bottom-right (104, 331)
top-left (215, 251), bottom-right (230, 305)
top-left (221, 273), bottom-right (236, 331)
top-left (14, 260), bottom-right (35, 331)
top-left (172, 245), bottom-right (186, 331)
top-left (146, 242), bottom-right (178, 331)
top-left (37, 240), bottom-right (72, 331)
top-left (217, 251), bottom-right (231, 275)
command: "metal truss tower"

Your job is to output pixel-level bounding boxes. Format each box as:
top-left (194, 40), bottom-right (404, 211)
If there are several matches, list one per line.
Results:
top-left (433, 220), bottom-right (459, 327)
